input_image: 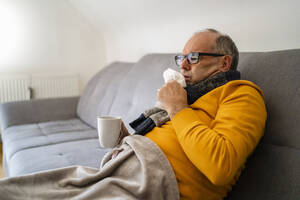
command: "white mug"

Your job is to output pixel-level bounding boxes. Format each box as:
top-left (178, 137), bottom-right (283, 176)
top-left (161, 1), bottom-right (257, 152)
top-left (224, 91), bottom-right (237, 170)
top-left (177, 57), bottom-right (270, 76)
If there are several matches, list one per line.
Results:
top-left (97, 116), bottom-right (121, 148)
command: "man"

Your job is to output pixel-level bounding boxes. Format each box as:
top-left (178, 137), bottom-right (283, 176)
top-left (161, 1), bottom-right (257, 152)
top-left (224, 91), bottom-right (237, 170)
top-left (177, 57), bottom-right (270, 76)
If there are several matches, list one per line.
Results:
top-left (127, 28), bottom-right (267, 199)
top-left (0, 29), bottom-right (266, 200)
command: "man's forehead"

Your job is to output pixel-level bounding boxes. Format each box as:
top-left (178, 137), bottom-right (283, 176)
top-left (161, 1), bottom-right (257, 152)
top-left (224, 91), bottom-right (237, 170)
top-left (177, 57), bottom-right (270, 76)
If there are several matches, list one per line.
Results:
top-left (182, 32), bottom-right (218, 54)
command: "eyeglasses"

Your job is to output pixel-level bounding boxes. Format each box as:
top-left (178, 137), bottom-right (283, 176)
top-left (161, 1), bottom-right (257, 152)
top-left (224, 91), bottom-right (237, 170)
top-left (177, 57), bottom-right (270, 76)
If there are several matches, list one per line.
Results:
top-left (174, 52), bottom-right (225, 66)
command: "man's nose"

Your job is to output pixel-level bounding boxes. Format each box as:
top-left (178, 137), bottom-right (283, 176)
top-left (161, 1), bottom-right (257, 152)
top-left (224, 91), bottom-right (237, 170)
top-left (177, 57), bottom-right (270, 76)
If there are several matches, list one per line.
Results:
top-left (180, 58), bottom-right (191, 71)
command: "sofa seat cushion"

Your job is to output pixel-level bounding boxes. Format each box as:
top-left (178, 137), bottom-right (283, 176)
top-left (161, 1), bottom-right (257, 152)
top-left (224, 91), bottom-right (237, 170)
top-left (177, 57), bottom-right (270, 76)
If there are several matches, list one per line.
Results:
top-left (2, 118), bottom-right (108, 176)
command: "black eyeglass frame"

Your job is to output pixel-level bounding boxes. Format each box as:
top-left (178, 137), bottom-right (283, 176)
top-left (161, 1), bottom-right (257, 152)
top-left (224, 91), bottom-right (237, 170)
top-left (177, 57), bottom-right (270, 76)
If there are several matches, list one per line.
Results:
top-left (174, 52), bottom-right (225, 66)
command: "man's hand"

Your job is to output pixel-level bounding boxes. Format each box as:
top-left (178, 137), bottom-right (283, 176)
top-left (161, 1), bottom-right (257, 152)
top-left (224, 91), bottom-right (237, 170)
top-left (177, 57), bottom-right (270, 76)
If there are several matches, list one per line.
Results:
top-left (158, 81), bottom-right (188, 119)
top-left (116, 122), bottom-right (130, 146)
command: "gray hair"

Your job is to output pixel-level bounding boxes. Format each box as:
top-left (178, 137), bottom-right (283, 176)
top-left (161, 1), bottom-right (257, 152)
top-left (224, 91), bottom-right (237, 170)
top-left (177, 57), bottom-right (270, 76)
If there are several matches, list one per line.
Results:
top-left (196, 28), bottom-right (239, 70)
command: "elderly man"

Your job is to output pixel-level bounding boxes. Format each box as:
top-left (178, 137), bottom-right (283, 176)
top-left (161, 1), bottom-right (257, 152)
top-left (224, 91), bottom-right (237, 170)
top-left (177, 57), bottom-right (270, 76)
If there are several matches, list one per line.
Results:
top-left (127, 28), bottom-right (267, 199)
top-left (0, 29), bottom-right (266, 200)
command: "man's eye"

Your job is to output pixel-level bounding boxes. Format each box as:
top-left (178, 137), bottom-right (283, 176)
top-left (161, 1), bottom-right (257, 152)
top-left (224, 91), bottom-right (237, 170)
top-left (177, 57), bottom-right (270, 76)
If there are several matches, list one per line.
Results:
top-left (189, 55), bottom-right (198, 62)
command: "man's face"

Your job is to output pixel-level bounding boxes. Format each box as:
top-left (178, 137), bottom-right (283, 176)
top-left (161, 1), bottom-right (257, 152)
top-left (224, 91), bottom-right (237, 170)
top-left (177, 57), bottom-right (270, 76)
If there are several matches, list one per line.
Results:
top-left (180, 32), bottom-right (223, 85)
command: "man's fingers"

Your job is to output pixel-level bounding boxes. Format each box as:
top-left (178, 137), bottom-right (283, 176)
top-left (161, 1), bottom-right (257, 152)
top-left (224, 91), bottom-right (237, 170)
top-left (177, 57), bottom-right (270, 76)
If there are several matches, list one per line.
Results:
top-left (121, 122), bottom-right (130, 136)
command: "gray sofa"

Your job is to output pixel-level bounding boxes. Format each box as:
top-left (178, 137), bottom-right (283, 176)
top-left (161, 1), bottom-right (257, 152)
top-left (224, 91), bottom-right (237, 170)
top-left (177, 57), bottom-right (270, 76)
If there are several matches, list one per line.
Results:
top-left (1, 49), bottom-right (299, 199)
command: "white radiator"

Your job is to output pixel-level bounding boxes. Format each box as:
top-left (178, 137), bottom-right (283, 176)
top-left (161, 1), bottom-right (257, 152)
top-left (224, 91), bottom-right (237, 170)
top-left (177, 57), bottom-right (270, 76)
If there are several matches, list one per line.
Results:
top-left (0, 75), bottom-right (31, 102)
top-left (30, 74), bottom-right (79, 99)
top-left (0, 74), bottom-right (80, 103)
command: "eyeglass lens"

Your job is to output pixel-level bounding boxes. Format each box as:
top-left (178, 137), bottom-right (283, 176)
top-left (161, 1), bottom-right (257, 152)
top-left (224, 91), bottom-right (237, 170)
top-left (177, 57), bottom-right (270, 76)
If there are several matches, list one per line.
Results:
top-left (175, 53), bottom-right (199, 66)
top-left (187, 53), bottom-right (199, 64)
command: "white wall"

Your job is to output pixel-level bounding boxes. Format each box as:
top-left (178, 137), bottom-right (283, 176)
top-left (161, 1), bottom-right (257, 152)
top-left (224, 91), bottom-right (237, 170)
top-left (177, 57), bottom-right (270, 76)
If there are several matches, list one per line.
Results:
top-left (0, 0), bottom-right (106, 92)
top-left (0, 0), bottom-right (299, 92)
top-left (69, 0), bottom-right (300, 64)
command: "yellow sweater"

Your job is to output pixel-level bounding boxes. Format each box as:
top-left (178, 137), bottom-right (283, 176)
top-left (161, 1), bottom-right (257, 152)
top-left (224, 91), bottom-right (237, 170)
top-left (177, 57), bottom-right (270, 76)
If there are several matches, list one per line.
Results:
top-left (146, 80), bottom-right (267, 200)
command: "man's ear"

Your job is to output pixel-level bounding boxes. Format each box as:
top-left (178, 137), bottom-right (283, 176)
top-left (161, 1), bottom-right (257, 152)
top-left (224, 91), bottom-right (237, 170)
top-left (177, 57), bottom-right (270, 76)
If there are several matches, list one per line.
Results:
top-left (219, 55), bottom-right (232, 72)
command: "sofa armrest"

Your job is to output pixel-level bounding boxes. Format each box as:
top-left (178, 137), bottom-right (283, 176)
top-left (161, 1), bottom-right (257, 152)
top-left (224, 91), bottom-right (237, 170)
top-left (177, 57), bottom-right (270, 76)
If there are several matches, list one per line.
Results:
top-left (0, 96), bottom-right (79, 131)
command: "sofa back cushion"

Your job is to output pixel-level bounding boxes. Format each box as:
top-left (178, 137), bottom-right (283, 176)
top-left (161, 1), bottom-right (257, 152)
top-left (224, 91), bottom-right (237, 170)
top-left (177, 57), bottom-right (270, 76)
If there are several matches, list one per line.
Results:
top-left (238, 49), bottom-right (300, 149)
top-left (77, 53), bottom-right (177, 132)
top-left (104, 53), bottom-right (177, 132)
top-left (77, 62), bottom-right (134, 128)
top-left (226, 49), bottom-right (300, 200)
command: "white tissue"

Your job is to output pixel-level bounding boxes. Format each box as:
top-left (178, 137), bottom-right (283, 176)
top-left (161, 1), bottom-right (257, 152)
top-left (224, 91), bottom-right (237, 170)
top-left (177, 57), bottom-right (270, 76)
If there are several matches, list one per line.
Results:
top-left (155, 68), bottom-right (186, 108)
top-left (163, 68), bottom-right (186, 87)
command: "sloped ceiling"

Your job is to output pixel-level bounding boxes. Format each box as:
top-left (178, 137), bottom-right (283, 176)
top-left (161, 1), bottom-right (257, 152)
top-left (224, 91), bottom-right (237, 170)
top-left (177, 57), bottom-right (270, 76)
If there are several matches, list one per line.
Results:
top-left (68, 0), bottom-right (190, 62)
top-left (68, 0), bottom-right (300, 63)
top-left (69, 0), bottom-right (183, 33)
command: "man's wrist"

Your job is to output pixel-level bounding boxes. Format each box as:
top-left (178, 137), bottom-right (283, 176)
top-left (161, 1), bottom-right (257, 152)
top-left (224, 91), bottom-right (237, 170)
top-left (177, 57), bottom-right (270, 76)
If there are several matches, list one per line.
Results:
top-left (168, 105), bottom-right (188, 119)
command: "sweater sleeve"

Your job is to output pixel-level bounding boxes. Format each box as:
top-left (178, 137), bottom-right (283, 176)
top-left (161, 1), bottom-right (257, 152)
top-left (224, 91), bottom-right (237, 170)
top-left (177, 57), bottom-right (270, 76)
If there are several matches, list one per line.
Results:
top-left (171, 84), bottom-right (267, 186)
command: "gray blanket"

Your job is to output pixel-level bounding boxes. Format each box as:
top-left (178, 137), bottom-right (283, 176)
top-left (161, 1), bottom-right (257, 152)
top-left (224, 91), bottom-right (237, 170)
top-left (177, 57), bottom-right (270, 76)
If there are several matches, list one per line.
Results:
top-left (0, 135), bottom-right (179, 200)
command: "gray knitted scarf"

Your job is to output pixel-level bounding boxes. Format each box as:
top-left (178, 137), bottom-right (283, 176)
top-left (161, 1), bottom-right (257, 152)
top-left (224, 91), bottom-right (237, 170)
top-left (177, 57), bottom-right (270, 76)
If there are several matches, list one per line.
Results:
top-left (129, 70), bottom-right (241, 135)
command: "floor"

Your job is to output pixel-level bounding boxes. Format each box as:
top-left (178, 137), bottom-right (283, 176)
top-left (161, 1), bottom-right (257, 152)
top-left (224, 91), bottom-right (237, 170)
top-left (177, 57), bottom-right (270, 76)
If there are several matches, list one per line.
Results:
top-left (0, 143), bottom-right (4, 178)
